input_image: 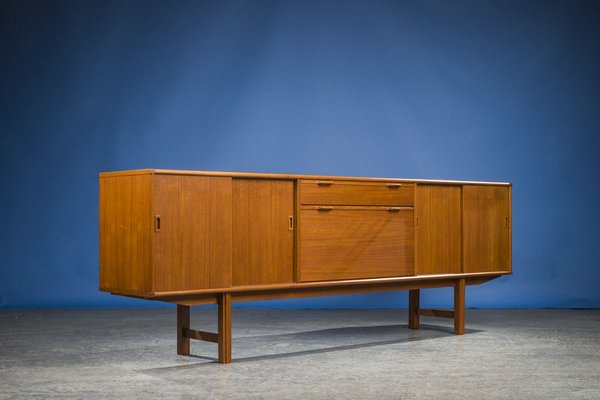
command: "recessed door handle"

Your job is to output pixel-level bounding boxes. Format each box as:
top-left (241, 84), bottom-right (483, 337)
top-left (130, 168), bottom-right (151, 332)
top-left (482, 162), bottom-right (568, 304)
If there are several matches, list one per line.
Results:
top-left (316, 206), bottom-right (333, 211)
top-left (386, 183), bottom-right (402, 188)
top-left (317, 181), bottom-right (333, 186)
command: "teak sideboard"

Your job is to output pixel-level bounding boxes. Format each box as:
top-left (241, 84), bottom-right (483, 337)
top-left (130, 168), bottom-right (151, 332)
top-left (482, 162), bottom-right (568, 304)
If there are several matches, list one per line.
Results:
top-left (99, 169), bottom-right (512, 363)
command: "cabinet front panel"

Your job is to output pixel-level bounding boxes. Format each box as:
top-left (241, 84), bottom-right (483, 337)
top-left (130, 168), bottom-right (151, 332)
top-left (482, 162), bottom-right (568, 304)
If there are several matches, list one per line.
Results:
top-left (232, 179), bottom-right (294, 286)
top-left (152, 175), bottom-right (233, 292)
top-left (416, 185), bottom-right (462, 275)
top-left (300, 180), bottom-right (413, 206)
top-left (463, 185), bottom-right (511, 273)
top-left (300, 207), bottom-right (414, 281)
top-left (99, 174), bottom-right (152, 294)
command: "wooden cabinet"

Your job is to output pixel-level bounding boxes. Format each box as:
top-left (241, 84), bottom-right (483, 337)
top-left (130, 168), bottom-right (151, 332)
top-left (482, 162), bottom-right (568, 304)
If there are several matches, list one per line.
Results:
top-left (100, 171), bottom-right (512, 295)
top-left (99, 170), bottom-right (511, 363)
top-left (463, 185), bottom-right (512, 273)
top-left (100, 170), bottom-right (511, 297)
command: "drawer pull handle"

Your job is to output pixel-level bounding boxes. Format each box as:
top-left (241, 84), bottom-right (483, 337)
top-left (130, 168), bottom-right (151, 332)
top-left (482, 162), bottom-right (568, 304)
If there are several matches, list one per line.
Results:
top-left (317, 181), bottom-right (334, 186)
top-left (155, 215), bottom-right (161, 232)
top-left (386, 183), bottom-right (402, 188)
top-left (387, 207), bottom-right (402, 212)
top-left (316, 206), bottom-right (333, 211)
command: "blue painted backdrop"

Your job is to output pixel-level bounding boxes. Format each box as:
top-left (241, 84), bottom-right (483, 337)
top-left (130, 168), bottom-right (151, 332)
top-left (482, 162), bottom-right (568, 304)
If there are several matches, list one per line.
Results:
top-left (1, 0), bottom-right (599, 308)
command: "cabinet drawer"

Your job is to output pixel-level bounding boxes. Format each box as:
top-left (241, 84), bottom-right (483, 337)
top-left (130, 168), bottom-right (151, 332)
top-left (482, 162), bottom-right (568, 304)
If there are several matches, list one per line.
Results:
top-left (300, 180), bottom-right (413, 206)
top-left (300, 206), bottom-right (414, 281)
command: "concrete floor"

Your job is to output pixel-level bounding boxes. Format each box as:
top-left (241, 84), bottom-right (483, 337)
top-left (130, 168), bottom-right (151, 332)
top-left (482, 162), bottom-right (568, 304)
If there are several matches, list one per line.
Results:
top-left (1, 308), bottom-right (599, 399)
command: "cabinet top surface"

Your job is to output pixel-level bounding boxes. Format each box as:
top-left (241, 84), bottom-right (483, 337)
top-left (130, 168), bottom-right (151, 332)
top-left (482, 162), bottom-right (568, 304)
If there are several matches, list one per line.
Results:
top-left (99, 169), bottom-right (511, 186)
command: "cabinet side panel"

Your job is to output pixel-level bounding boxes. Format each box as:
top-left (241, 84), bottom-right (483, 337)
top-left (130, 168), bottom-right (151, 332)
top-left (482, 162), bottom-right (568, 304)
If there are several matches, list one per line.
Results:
top-left (415, 185), bottom-right (461, 275)
top-left (463, 185), bottom-right (510, 273)
top-left (232, 179), bottom-right (294, 286)
top-left (99, 174), bottom-right (152, 294)
top-left (153, 175), bottom-right (232, 292)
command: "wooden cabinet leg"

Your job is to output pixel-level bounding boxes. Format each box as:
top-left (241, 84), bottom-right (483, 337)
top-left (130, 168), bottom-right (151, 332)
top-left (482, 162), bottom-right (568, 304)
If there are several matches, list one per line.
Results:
top-left (454, 278), bottom-right (465, 335)
top-left (218, 293), bottom-right (232, 364)
top-left (177, 304), bottom-right (190, 355)
top-left (409, 289), bottom-right (420, 330)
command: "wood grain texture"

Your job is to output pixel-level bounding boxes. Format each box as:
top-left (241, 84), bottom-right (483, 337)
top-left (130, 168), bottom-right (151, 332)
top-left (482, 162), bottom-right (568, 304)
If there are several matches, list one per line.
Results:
top-left (294, 179), bottom-right (301, 283)
top-left (300, 207), bottom-right (414, 281)
top-left (415, 185), bottom-right (461, 275)
top-left (218, 293), bottom-right (232, 364)
top-left (160, 275), bottom-right (500, 304)
top-left (101, 169), bottom-right (510, 186)
top-left (99, 173), bottom-right (152, 294)
top-left (183, 328), bottom-right (219, 343)
top-left (232, 179), bottom-right (294, 286)
top-left (300, 180), bottom-right (414, 206)
top-left (177, 305), bottom-right (190, 355)
top-left (454, 278), bottom-right (465, 335)
top-left (508, 185), bottom-right (513, 273)
top-left (153, 271), bottom-right (504, 297)
top-left (169, 297), bottom-right (218, 306)
top-left (408, 289), bottom-right (420, 329)
top-left (463, 185), bottom-right (511, 273)
top-left (152, 175), bottom-right (232, 292)
top-left (232, 280), bottom-right (460, 303)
